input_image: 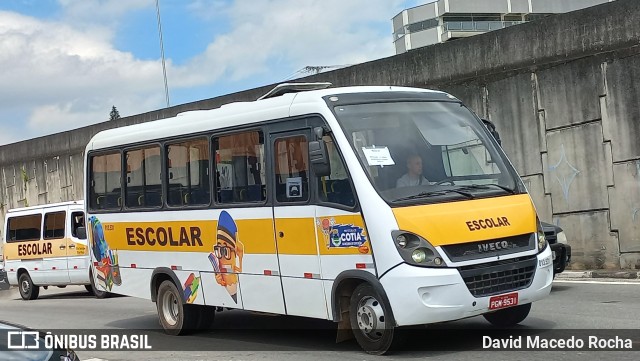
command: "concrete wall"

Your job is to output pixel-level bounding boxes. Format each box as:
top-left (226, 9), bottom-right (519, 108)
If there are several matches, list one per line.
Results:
top-left (1, 0), bottom-right (639, 269)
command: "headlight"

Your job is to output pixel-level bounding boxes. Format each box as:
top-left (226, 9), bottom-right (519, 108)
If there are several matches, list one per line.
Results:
top-left (392, 231), bottom-right (446, 267)
top-left (556, 231), bottom-right (568, 244)
top-left (537, 230), bottom-right (548, 252)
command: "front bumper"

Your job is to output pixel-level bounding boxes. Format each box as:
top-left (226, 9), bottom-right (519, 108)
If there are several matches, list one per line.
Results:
top-left (379, 247), bottom-right (553, 327)
top-left (551, 243), bottom-right (572, 274)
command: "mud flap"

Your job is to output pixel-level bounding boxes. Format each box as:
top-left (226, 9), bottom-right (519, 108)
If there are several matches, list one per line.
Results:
top-left (335, 310), bottom-right (354, 343)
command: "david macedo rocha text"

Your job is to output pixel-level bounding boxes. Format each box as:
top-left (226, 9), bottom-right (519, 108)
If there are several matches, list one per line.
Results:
top-left (483, 335), bottom-right (633, 350)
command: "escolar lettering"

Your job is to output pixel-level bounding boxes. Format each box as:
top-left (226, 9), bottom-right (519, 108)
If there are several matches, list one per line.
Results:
top-left (125, 227), bottom-right (203, 247)
top-left (466, 217), bottom-right (510, 231)
top-left (18, 242), bottom-right (53, 256)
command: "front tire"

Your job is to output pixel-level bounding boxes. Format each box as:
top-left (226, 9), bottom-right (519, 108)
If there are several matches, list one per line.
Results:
top-left (349, 283), bottom-right (400, 355)
top-left (156, 280), bottom-right (198, 335)
top-left (483, 303), bottom-right (532, 327)
top-left (18, 272), bottom-right (39, 300)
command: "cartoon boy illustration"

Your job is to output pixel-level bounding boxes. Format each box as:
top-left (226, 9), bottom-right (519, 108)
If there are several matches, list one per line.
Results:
top-left (208, 211), bottom-right (244, 303)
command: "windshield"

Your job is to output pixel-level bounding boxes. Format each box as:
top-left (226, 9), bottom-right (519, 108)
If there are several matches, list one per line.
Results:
top-left (334, 101), bottom-right (520, 205)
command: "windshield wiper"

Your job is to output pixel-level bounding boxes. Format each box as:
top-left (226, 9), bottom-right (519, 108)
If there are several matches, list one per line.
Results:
top-left (454, 184), bottom-right (517, 194)
top-left (393, 189), bottom-right (474, 202)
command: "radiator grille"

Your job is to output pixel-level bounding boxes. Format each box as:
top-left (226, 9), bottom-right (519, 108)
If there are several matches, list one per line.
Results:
top-left (458, 256), bottom-right (537, 297)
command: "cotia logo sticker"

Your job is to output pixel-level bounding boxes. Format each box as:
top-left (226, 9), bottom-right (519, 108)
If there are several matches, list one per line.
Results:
top-left (318, 218), bottom-right (368, 249)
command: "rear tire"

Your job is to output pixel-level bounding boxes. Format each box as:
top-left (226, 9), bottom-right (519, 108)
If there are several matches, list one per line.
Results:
top-left (18, 272), bottom-right (39, 300)
top-left (349, 283), bottom-right (401, 355)
top-left (483, 303), bottom-right (532, 327)
top-left (156, 280), bottom-right (199, 335)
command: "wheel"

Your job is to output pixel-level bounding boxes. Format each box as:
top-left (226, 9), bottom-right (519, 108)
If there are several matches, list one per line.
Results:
top-left (57, 285), bottom-right (67, 288)
top-left (196, 305), bottom-right (216, 330)
top-left (156, 280), bottom-right (199, 335)
top-left (89, 270), bottom-right (108, 299)
top-left (18, 272), bottom-right (40, 300)
top-left (483, 303), bottom-right (532, 327)
top-left (349, 283), bottom-right (400, 355)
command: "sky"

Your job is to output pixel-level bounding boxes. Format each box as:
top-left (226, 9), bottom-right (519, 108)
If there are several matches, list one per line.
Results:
top-left (0, 0), bottom-right (426, 145)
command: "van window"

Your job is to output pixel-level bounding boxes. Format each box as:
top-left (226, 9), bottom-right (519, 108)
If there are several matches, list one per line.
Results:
top-left (317, 136), bottom-right (355, 207)
top-left (7, 214), bottom-right (42, 242)
top-left (71, 211), bottom-right (85, 239)
top-left (125, 146), bottom-right (162, 208)
top-left (214, 131), bottom-right (266, 204)
top-left (90, 152), bottom-right (122, 210)
top-left (167, 138), bottom-right (210, 206)
top-left (274, 135), bottom-right (309, 203)
top-left (44, 211), bottom-right (66, 239)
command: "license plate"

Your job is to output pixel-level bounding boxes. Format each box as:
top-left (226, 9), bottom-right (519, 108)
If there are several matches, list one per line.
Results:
top-left (489, 292), bottom-right (519, 310)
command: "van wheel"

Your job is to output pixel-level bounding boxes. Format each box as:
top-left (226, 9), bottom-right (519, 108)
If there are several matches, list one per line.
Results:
top-left (18, 273), bottom-right (39, 300)
top-left (483, 303), bottom-right (532, 327)
top-left (156, 280), bottom-right (198, 335)
top-left (88, 271), bottom-right (108, 299)
top-left (349, 283), bottom-right (400, 355)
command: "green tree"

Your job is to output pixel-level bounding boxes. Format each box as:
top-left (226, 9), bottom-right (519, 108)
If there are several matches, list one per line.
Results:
top-left (109, 106), bottom-right (121, 121)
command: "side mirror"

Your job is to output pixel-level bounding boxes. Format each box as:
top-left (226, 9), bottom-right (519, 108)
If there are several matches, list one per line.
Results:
top-left (308, 127), bottom-right (331, 177)
top-left (76, 226), bottom-right (87, 240)
top-left (482, 118), bottom-right (501, 146)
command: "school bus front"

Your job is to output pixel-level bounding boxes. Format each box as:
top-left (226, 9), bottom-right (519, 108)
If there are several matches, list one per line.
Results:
top-left (325, 91), bottom-right (553, 332)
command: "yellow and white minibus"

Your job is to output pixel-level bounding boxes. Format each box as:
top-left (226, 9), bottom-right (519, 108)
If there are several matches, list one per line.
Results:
top-left (84, 83), bottom-right (553, 354)
top-left (3, 201), bottom-right (107, 300)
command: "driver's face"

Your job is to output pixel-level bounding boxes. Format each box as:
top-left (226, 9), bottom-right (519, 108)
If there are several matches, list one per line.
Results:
top-left (407, 156), bottom-right (422, 175)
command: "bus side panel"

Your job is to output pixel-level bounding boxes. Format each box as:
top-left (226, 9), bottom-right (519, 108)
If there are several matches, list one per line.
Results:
top-left (171, 270), bottom-right (205, 305)
top-left (201, 271), bottom-right (244, 308)
top-left (103, 267), bottom-right (153, 299)
top-left (237, 273), bottom-right (285, 314)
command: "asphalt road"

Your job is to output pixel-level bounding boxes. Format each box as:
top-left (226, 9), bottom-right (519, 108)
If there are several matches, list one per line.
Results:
top-left (0, 279), bottom-right (639, 361)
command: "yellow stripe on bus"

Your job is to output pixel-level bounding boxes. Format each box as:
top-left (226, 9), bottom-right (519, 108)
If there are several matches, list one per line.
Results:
top-left (105, 219), bottom-right (276, 254)
top-left (4, 238), bottom-right (70, 260)
top-left (392, 194), bottom-right (537, 246)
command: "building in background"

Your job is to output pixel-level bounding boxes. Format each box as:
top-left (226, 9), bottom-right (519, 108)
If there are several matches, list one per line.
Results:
top-left (392, 0), bottom-right (614, 54)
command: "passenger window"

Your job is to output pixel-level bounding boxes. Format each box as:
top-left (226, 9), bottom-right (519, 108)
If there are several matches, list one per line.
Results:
top-left (274, 135), bottom-right (309, 203)
top-left (214, 131), bottom-right (266, 204)
top-left (89, 152), bottom-right (122, 210)
top-left (167, 138), bottom-right (210, 206)
top-left (44, 211), bottom-right (66, 239)
top-left (125, 146), bottom-right (162, 208)
top-left (7, 214), bottom-right (42, 242)
top-left (317, 136), bottom-right (355, 207)
top-left (71, 211), bottom-right (85, 239)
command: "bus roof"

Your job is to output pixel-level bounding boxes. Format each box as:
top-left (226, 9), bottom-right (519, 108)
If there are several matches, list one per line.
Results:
top-left (87, 85), bottom-right (450, 151)
top-left (6, 200), bottom-right (84, 214)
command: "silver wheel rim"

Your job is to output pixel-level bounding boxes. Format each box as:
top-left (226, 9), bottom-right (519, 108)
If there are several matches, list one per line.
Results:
top-left (161, 290), bottom-right (180, 326)
top-left (21, 279), bottom-right (30, 294)
top-left (356, 295), bottom-right (386, 341)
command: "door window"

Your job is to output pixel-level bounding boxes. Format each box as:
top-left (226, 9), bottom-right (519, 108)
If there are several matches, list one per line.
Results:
top-left (274, 135), bottom-right (309, 203)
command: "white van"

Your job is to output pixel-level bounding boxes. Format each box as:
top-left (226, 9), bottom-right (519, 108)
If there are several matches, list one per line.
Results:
top-left (3, 200), bottom-right (106, 300)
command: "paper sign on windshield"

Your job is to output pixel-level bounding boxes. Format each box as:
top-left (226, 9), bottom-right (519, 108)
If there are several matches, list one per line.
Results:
top-left (362, 146), bottom-right (395, 166)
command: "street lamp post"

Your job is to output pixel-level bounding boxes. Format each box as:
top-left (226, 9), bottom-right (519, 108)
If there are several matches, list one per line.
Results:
top-left (155, 0), bottom-right (170, 108)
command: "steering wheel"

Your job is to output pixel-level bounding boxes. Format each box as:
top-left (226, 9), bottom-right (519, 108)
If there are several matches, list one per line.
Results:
top-left (434, 178), bottom-right (456, 186)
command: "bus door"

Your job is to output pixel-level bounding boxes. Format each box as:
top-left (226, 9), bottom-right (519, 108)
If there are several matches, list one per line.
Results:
top-left (67, 210), bottom-right (89, 283)
top-left (270, 128), bottom-right (327, 319)
top-left (41, 207), bottom-right (71, 284)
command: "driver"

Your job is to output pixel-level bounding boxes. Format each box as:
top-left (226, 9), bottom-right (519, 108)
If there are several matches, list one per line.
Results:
top-left (396, 154), bottom-right (429, 188)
